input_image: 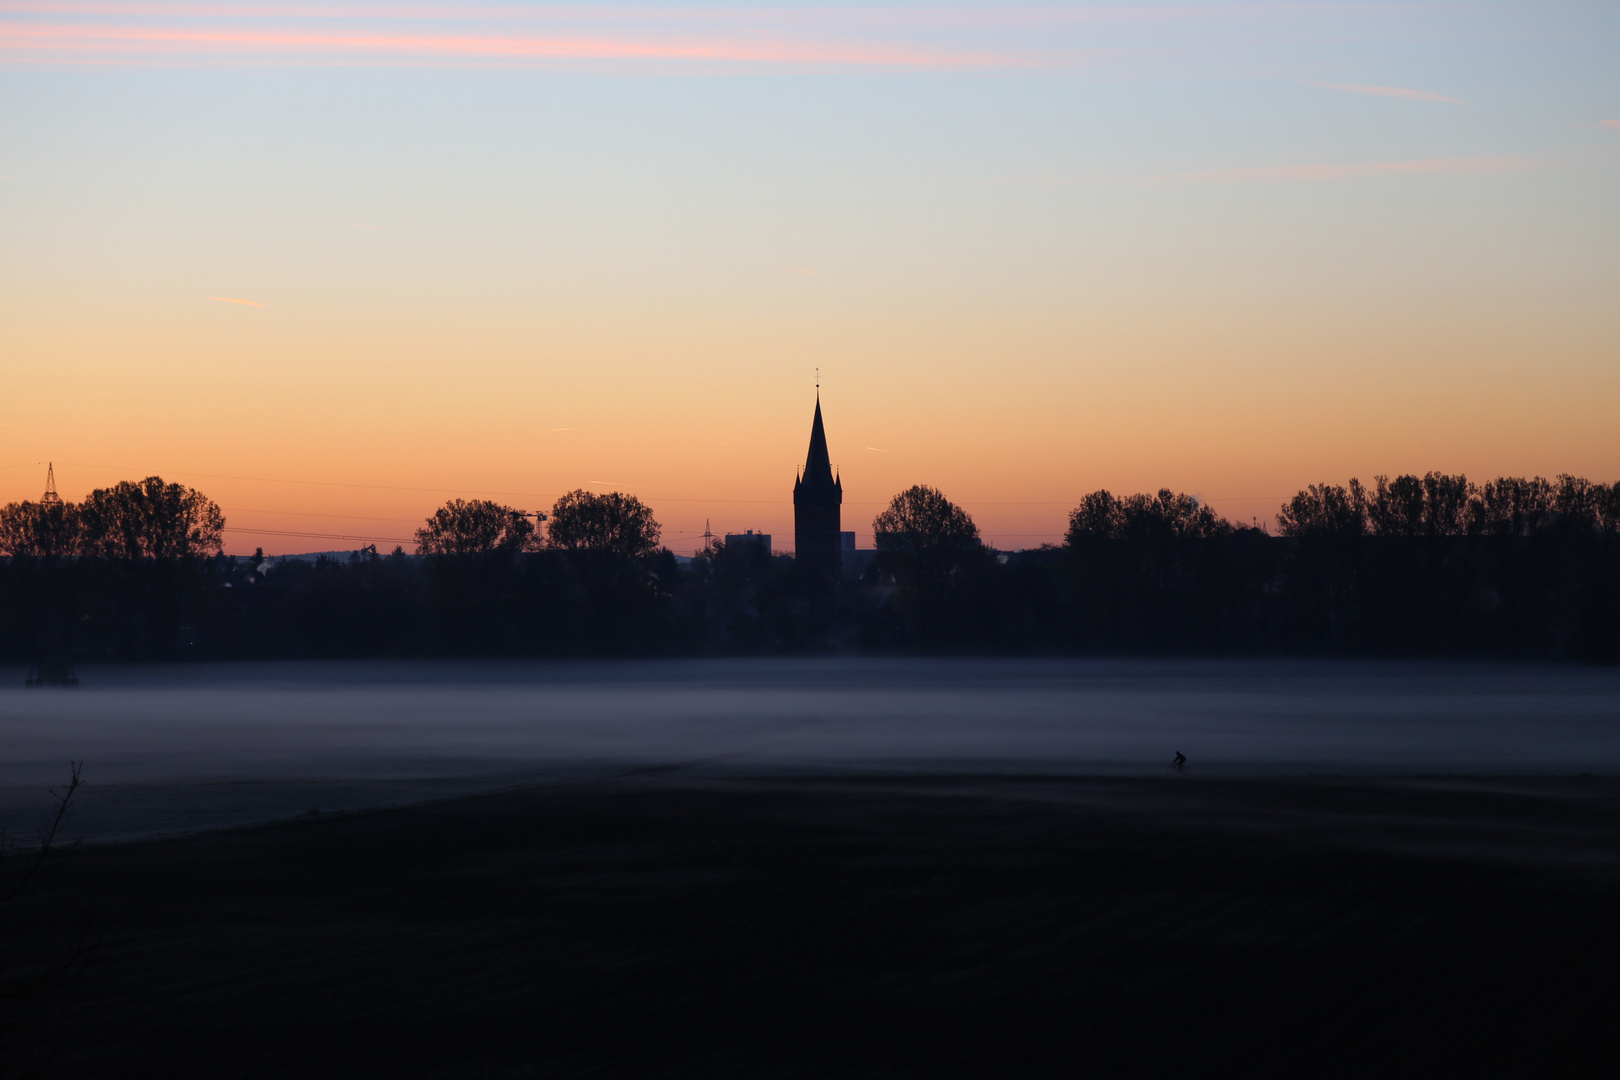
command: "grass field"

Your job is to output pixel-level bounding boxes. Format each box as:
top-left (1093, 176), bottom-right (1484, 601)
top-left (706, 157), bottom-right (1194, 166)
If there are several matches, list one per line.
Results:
top-left (6, 773), bottom-right (1618, 1077)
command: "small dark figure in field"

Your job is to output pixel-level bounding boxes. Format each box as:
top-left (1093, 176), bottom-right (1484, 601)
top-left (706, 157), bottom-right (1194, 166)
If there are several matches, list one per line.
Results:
top-left (1172, 751), bottom-right (1187, 772)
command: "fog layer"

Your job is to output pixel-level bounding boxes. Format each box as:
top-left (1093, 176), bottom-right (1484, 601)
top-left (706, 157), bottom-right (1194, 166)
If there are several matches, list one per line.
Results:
top-left (3, 658), bottom-right (1617, 840)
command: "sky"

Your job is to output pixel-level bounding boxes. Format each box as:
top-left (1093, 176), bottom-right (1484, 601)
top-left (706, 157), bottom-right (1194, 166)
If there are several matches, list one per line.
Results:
top-left (2, 1), bottom-right (1617, 555)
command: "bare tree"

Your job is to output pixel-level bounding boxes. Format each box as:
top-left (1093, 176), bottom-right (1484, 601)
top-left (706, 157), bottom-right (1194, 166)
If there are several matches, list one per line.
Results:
top-left (1, 763), bottom-right (90, 1076)
top-left (0, 763), bottom-right (83, 904)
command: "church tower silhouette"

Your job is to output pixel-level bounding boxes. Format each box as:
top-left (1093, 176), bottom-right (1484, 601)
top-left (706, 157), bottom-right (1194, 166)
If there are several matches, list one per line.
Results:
top-left (793, 393), bottom-right (842, 580)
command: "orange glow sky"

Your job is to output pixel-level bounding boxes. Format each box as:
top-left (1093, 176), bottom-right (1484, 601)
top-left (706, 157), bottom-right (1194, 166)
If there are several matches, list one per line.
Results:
top-left (2, 2), bottom-right (1618, 554)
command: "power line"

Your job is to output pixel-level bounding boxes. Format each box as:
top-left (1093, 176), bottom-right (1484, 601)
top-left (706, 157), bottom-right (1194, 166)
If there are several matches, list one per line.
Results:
top-left (20, 460), bottom-right (1295, 515)
top-left (224, 526), bottom-right (415, 545)
top-left (53, 461), bottom-right (555, 500)
top-left (37, 461), bottom-right (818, 505)
top-left (223, 506), bottom-right (425, 524)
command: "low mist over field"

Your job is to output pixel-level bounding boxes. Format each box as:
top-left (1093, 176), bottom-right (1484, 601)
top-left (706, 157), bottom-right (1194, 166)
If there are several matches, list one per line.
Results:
top-left (4, 657), bottom-right (1619, 841)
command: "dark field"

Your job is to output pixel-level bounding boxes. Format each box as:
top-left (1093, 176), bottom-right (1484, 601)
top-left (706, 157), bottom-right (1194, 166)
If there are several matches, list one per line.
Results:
top-left (7, 775), bottom-right (1620, 1078)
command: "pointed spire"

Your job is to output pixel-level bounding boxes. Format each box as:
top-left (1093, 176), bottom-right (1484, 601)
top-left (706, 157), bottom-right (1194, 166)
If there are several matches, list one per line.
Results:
top-left (40, 462), bottom-right (62, 507)
top-left (801, 394), bottom-right (835, 489)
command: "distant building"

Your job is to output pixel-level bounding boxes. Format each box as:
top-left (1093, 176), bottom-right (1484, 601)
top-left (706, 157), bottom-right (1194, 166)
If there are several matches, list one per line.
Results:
top-left (725, 530), bottom-right (772, 555)
top-left (836, 531), bottom-right (877, 580)
top-left (793, 395), bottom-right (842, 580)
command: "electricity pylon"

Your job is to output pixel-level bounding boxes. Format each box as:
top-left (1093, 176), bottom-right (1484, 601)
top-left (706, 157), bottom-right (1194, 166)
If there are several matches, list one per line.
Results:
top-left (40, 462), bottom-right (62, 507)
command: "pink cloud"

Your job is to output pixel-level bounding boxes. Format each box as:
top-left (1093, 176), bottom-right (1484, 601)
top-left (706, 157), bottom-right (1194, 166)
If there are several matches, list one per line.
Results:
top-left (0, 3), bottom-right (1271, 26)
top-left (1314, 82), bottom-right (1461, 103)
top-left (1603, 120), bottom-right (1620, 129)
top-left (0, 23), bottom-right (1010, 66)
top-left (0, 5), bottom-right (1082, 68)
top-left (0, 20), bottom-right (1009, 67)
top-left (1159, 156), bottom-right (1542, 183)
top-left (0, 3), bottom-right (1298, 69)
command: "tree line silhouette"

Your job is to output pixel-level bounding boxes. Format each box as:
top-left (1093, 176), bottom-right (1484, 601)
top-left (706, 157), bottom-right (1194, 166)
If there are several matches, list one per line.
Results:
top-left (2, 471), bottom-right (1618, 669)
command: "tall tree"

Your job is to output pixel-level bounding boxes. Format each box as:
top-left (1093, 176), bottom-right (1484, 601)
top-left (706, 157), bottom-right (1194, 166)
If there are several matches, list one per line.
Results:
top-left (872, 486), bottom-right (988, 645)
top-left (412, 498), bottom-right (537, 655)
top-left (1465, 476), bottom-right (1552, 536)
top-left (0, 499), bottom-right (84, 679)
top-left (0, 500), bottom-right (80, 558)
top-left (1276, 481), bottom-right (1367, 539)
top-left (414, 499), bottom-right (538, 556)
top-left (1064, 489), bottom-right (1234, 654)
top-left (1421, 473), bottom-right (1472, 536)
top-left (874, 485), bottom-right (980, 573)
top-left (1550, 474), bottom-right (1606, 531)
top-left (1066, 489), bottom-right (1227, 544)
top-left (65, 477), bottom-right (223, 659)
top-left (77, 477), bottom-right (224, 559)
top-left (547, 490), bottom-right (659, 559)
top-left (545, 490), bottom-right (665, 651)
